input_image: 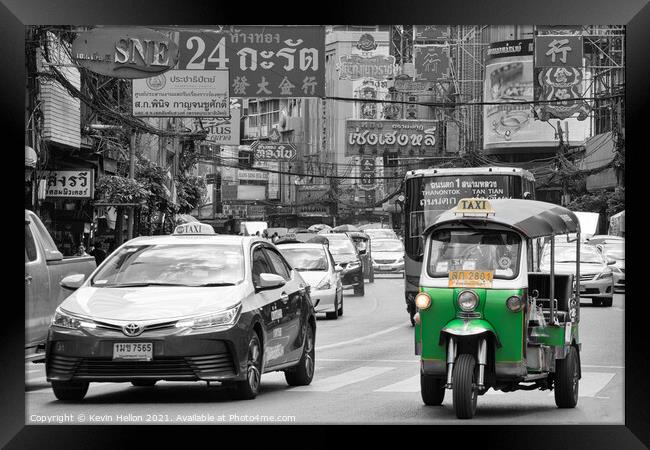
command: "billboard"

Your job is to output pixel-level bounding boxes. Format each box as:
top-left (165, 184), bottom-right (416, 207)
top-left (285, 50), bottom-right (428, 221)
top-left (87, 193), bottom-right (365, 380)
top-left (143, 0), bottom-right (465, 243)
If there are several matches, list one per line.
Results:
top-left (132, 70), bottom-right (229, 117)
top-left (177, 26), bottom-right (325, 98)
top-left (192, 106), bottom-right (241, 145)
top-left (345, 120), bottom-right (441, 157)
top-left (483, 40), bottom-right (590, 150)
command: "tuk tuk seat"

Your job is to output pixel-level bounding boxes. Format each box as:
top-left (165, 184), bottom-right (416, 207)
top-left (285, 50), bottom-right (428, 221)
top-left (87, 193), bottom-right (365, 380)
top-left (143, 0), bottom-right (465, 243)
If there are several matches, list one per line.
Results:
top-left (527, 273), bottom-right (574, 323)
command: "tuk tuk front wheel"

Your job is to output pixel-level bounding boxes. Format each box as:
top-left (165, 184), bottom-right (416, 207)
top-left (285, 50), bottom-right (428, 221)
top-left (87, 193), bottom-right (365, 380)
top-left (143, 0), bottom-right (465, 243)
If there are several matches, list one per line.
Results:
top-left (421, 374), bottom-right (445, 406)
top-left (554, 346), bottom-right (580, 408)
top-left (452, 354), bottom-right (478, 419)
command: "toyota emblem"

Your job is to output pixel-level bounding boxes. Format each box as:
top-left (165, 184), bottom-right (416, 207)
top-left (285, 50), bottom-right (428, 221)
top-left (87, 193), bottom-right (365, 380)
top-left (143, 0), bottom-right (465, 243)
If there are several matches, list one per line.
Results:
top-left (122, 323), bottom-right (143, 337)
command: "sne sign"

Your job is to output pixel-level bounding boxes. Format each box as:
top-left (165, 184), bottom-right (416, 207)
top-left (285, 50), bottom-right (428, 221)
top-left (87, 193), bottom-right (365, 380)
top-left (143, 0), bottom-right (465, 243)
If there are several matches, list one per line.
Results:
top-left (72, 27), bottom-right (179, 79)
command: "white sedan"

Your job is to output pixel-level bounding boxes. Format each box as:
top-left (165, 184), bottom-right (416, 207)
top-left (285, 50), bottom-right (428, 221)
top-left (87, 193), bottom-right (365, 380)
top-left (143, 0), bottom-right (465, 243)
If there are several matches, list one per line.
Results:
top-left (277, 243), bottom-right (343, 320)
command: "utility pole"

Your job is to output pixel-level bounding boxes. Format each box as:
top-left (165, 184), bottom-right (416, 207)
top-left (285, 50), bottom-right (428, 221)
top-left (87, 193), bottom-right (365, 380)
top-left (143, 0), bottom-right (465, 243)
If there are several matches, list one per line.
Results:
top-left (126, 131), bottom-right (136, 240)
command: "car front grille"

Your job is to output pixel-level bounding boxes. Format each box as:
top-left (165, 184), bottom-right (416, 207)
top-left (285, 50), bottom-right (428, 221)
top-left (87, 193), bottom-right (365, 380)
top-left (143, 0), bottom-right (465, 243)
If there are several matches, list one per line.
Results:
top-left (580, 274), bottom-right (595, 282)
top-left (48, 352), bottom-right (236, 380)
top-left (374, 259), bottom-right (397, 264)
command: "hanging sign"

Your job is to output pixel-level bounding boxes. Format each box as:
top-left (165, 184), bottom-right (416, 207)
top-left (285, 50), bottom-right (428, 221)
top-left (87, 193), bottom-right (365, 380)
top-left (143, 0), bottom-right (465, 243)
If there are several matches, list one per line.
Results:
top-left (250, 141), bottom-right (297, 162)
top-left (414, 45), bottom-right (451, 81)
top-left (43, 170), bottom-right (94, 198)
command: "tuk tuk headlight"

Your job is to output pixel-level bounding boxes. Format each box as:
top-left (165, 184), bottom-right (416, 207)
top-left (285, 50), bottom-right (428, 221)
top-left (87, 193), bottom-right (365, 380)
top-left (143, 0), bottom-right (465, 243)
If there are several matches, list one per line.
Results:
top-left (506, 295), bottom-right (523, 312)
top-left (457, 290), bottom-right (479, 311)
top-left (415, 292), bottom-right (432, 310)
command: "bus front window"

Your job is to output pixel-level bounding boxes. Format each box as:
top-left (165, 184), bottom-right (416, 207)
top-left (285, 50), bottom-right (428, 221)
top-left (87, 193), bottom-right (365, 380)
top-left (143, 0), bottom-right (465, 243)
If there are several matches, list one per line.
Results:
top-left (427, 229), bottom-right (521, 280)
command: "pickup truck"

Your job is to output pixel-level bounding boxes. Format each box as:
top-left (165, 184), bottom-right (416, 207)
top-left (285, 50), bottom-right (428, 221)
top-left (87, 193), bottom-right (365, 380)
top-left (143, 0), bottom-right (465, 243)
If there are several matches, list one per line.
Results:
top-left (24, 209), bottom-right (96, 362)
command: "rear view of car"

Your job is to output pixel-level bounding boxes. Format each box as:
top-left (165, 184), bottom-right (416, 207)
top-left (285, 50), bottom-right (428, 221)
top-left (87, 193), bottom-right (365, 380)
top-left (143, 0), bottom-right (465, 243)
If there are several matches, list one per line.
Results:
top-left (371, 238), bottom-right (405, 276)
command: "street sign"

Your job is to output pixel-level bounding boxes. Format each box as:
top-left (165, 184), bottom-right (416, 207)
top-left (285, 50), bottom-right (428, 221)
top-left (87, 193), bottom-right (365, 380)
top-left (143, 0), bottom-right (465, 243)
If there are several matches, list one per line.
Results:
top-left (250, 141), bottom-right (297, 162)
top-left (359, 156), bottom-right (376, 190)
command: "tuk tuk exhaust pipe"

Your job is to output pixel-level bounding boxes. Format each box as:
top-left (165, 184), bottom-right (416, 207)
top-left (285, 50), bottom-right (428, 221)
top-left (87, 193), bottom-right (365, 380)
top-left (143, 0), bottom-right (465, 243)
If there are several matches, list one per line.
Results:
top-left (477, 338), bottom-right (487, 389)
top-left (446, 337), bottom-right (456, 388)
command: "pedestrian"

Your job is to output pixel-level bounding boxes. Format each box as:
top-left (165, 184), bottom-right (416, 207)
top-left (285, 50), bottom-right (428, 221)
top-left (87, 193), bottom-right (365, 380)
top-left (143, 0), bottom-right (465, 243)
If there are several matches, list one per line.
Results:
top-left (88, 241), bottom-right (107, 266)
top-left (76, 244), bottom-right (89, 256)
top-left (272, 232), bottom-right (279, 243)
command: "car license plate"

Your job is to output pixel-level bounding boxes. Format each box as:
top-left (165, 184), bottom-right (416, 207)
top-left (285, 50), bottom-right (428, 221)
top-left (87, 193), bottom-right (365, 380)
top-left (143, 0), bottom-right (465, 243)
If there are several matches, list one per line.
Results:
top-left (380, 265), bottom-right (390, 270)
top-left (448, 270), bottom-right (494, 288)
top-left (113, 342), bottom-right (153, 361)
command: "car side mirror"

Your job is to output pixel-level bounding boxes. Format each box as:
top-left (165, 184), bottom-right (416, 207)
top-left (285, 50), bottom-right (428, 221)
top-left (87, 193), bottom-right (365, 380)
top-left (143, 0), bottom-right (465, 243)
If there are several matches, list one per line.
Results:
top-left (45, 249), bottom-right (64, 262)
top-left (60, 274), bottom-right (85, 290)
top-left (334, 265), bottom-right (343, 273)
top-left (256, 273), bottom-right (285, 290)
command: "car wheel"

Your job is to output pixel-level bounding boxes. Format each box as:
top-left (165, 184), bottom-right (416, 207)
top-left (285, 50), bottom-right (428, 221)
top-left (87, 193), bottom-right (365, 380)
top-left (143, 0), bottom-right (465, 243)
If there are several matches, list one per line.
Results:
top-left (52, 380), bottom-right (89, 401)
top-left (233, 333), bottom-right (262, 400)
top-left (452, 354), bottom-right (478, 419)
top-left (131, 380), bottom-right (157, 387)
top-left (421, 373), bottom-right (445, 406)
top-left (285, 322), bottom-right (315, 386)
top-left (555, 346), bottom-right (580, 408)
top-left (354, 282), bottom-right (365, 296)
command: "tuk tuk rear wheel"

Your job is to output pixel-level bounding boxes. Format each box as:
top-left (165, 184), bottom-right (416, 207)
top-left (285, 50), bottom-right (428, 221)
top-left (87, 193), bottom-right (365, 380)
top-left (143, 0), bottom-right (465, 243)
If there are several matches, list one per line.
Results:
top-left (452, 354), bottom-right (478, 419)
top-left (421, 374), bottom-right (445, 406)
top-left (554, 346), bottom-right (580, 408)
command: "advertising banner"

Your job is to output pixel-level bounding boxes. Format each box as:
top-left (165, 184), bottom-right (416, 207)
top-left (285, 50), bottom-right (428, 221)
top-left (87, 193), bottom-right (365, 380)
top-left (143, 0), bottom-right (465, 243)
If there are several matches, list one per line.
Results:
top-left (237, 185), bottom-right (266, 201)
top-left (535, 67), bottom-right (590, 121)
top-left (44, 170), bottom-right (94, 198)
top-left (483, 40), bottom-right (589, 149)
top-left (414, 26), bottom-right (452, 41)
top-left (250, 141), bottom-right (297, 162)
top-left (393, 77), bottom-right (430, 93)
top-left (297, 184), bottom-right (329, 204)
top-left (132, 70), bottom-right (229, 117)
top-left (192, 106), bottom-right (241, 145)
top-left (177, 26), bottom-right (325, 98)
top-left (414, 45), bottom-right (450, 81)
top-left (338, 54), bottom-right (397, 80)
top-left (345, 120), bottom-right (441, 157)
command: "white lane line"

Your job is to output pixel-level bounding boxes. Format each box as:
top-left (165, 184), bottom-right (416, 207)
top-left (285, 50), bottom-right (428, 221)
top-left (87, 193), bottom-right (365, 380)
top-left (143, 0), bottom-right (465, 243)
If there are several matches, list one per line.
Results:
top-left (547, 372), bottom-right (616, 398)
top-left (319, 358), bottom-right (419, 363)
top-left (582, 365), bottom-right (624, 370)
top-left (290, 366), bottom-right (394, 392)
top-left (315, 325), bottom-right (404, 351)
top-left (375, 374), bottom-right (420, 392)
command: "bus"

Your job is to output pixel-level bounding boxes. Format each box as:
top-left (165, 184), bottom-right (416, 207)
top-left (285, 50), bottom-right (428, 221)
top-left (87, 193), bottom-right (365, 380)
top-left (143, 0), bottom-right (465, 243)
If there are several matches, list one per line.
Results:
top-left (403, 167), bottom-right (536, 325)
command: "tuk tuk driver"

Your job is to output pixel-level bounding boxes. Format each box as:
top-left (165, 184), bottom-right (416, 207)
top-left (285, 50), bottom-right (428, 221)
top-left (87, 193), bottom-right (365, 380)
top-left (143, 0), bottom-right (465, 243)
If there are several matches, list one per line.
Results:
top-left (461, 233), bottom-right (515, 276)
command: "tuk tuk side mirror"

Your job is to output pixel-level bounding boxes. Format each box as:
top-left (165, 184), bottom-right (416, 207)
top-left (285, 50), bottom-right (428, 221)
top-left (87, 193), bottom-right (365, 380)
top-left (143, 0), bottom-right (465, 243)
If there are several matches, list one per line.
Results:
top-left (60, 274), bottom-right (86, 290)
top-left (530, 289), bottom-right (539, 300)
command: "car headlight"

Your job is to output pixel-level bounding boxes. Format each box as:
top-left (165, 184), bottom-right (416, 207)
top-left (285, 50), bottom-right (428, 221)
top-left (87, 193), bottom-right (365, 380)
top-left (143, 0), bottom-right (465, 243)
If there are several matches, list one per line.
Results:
top-left (175, 303), bottom-right (242, 329)
top-left (51, 308), bottom-right (97, 330)
top-left (315, 276), bottom-right (331, 290)
top-left (397, 257), bottom-right (404, 263)
top-left (595, 272), bottom-right (613, 280)
top-left (457, 290), bottom-right (479, 311)
top-left (347, 262), bottom-right (360, 270)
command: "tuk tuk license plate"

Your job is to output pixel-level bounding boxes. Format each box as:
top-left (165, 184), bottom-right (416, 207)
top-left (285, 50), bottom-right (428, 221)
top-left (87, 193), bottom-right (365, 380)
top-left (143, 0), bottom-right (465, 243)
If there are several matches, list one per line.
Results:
top-left (448, 271), bottom-right (494, 288)
top-left (113, 343), bottom-right (153, 361)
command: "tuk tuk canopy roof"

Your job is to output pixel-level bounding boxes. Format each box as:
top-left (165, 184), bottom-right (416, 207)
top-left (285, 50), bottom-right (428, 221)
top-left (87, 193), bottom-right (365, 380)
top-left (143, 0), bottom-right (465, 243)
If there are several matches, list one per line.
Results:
top-left (424, 199), bottom-right (580, 239)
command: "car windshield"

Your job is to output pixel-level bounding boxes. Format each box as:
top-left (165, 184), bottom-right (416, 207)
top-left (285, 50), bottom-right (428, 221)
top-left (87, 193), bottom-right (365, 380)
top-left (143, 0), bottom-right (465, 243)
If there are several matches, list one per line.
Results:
top-left (367, 230), bottom-right (396, 239)
top-left (279, 247), bottom-right (329, 271)
top-left (91, 244), bottom-right (244, 287)
top-left (373, 240), bottom-right (404, 252)
top-left (427, 229), bottom-right (521, 279)
top-left (327, 238), bottom-right (356, 255)
top-left (542, 245), bottom-right (603, 264)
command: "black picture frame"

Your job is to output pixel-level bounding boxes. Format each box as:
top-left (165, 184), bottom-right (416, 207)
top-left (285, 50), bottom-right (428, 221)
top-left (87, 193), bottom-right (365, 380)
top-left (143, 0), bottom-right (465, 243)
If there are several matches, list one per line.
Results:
top-left (3, 0), bottom-right (647, 447)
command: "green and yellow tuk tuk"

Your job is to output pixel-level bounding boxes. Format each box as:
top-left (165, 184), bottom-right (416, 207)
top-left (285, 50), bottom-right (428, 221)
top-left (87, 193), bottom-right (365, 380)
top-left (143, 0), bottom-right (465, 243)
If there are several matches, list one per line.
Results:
top-left (414, 198), bottom-right (582, 419)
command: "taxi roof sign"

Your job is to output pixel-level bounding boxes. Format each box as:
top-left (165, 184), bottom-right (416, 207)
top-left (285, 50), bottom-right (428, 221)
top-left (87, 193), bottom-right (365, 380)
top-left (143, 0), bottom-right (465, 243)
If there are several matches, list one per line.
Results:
top-left (454, 198), bottom-right (496, 216)
top-left (173, 222), bottom-right (216, 235)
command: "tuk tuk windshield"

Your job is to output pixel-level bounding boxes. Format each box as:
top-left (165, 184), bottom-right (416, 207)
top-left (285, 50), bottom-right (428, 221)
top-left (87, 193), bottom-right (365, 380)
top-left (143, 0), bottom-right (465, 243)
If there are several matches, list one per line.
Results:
top-left (427, 229), bottom-right (522, 279)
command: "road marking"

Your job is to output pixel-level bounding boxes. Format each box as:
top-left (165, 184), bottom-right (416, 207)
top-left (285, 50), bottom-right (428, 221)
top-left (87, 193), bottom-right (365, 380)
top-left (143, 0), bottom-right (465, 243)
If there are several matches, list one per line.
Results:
top-left (319, 358), bottom-right (419, 363)
top-left (315, 325), bottom-right (404, 351)
top-left (547, 372), bottom-right (616, 398)
top-left (290, 366), bottom-right (394, 392)
top-left (582, 365), bottom-right (624, 370)
top-left (374, 374), bottom-right (420, 392)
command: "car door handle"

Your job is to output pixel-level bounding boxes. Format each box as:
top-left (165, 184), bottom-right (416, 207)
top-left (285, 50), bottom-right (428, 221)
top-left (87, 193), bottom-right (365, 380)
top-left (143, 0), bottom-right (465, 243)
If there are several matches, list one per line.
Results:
top-left (25, 275), bottom-right (33, 284)
top-left (280, 292), bottom-right (290, 303)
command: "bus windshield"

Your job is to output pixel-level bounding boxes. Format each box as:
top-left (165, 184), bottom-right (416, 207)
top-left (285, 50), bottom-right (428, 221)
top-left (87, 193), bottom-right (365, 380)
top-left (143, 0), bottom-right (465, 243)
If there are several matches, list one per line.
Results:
top-left (427, 229), bottom-right (522, 280)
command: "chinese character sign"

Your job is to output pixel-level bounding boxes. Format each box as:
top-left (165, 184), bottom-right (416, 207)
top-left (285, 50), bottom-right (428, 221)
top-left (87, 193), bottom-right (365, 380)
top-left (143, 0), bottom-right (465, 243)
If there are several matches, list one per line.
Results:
top-left (178, 26), bottom-right (325, 98)
top-left (535, 35), bottom-right (583, 67)
top-left (414, 45), bottom-right (450, 81)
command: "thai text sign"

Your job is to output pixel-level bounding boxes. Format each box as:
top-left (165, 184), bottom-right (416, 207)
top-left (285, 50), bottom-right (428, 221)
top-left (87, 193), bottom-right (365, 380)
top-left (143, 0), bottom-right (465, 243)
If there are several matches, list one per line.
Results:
top-left (359, 157), bottom-right (376, 189)
top-left (72, 27), bottom-right (179, 79)
top-left (250, 141), bottom-right (297, 162)
top-left (192, 107), bottom-right (241, 145)
top-left (44, 170), bottom-right (94, 198)
top-left (338, 54), bottom-right (397, 80)
top-left (534, 35), bottom-right (583, 67)
top-left (345, 120), bottom-right (440, 157)
top-left (394, 78), bottom-right (430, 93)
top-left (414, 45), bottom-right (450, 81)
top-left (132, 70), bottom-right (229, 117)
top-left (414, 26), bottom-right (451, 41)
top-left (177, 26), bottom-right (324, 98)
